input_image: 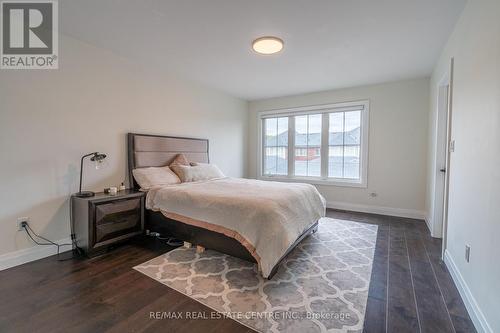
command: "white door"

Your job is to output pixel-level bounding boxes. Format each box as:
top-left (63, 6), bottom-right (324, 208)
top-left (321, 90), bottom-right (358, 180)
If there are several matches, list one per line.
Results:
top-left (433, 59), bottom-right (454, 259)
top-left (433, 83), bottom-right (449, 239)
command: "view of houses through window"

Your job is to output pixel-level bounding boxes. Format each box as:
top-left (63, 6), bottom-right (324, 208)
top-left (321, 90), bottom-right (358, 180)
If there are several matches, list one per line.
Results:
top-left (295, 114), bottom-right (322, 177)
top-left (328, 111), bottom-right (361, 179)
top-left (263, 108), bottom-right (363, 181)
top-left (264, 117), bottom-right (288, 175)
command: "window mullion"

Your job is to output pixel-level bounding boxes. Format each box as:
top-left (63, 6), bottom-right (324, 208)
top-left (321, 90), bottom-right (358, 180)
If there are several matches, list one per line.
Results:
top-left (262, 119), bottom-right (266, 176)
top-left (306, 116), bottom-right (309, 176)
top-left (321, 113), bottom-right (329, 179)
top-left (288, 116), bottom-right (295, 177)
top-left (275, 119), bottom-right (279, 175)
top-left (342, 112), bottom-right (345, 178)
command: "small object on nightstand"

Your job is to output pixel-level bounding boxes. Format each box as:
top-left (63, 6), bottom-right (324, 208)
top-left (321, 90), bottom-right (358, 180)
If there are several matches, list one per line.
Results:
top-left (119, 182), bottom-right (126, 191)
top-left (109, 187), bottom-right (117, 195)
top-left (71, 190), bottom-right (145, 257)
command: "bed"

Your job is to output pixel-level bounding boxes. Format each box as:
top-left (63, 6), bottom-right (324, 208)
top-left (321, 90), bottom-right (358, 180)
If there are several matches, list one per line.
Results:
top-left (127, 133), bottom-right (326, 278)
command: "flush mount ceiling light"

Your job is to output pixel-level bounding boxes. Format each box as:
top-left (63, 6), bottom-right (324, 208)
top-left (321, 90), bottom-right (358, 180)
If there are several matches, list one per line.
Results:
top-left (252, 36), bottom-right (284, 55)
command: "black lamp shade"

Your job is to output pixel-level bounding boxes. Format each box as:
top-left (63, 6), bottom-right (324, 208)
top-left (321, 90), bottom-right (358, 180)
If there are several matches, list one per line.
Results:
top-left (90, 153), bottom-right (106, 162)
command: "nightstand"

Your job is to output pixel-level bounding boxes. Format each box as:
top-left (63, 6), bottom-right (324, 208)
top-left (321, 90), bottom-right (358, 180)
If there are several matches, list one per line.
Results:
top-left (71, 190), bottom-right (145, 257)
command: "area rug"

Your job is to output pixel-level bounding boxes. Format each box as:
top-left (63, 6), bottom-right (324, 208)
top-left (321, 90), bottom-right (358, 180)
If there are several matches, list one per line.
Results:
top-left (134, 218), bottom-right (377, 332)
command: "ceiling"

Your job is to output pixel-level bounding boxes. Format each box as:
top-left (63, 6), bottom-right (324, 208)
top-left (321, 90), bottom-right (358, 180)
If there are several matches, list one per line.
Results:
top-left (60, 0), bottom-right (466, 100)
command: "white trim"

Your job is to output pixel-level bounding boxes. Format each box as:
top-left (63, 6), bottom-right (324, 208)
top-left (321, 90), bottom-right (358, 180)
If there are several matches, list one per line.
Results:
top-left (326, 201), bottom-right (426, 220)
top-left (287, 116), bottom-right (295, 175)
top-left (257, 99), bottom-right (369, 188)
top-left (320, 113), bottom-right (330, 178)
top-left (259, 100), bottom-right (367, 118)
top-left (259, 175), bottom-right (366, 188)
top-left (444, 250), bottom-right (492, 333)
top-left (360, 102), bottom-right (370, 187)
top-left (0, 237), bottom-right (72, 271)
top-left (424, 215), bottom-right (434, 236)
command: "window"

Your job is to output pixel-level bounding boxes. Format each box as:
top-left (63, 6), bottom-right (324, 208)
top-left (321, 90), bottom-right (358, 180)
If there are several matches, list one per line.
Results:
top-left (263, 117), bottom-right (288, 175)
top-left (258, 101), bottom-right (369, 187)
top-left (328, 111), bottom-right (361, 179)
top-left (294, 114), bottom-right (321, 177)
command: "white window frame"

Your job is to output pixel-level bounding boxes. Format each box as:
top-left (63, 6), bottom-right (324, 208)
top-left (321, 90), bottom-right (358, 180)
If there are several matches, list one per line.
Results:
top-left (257, 100), bottom-right (369, 188)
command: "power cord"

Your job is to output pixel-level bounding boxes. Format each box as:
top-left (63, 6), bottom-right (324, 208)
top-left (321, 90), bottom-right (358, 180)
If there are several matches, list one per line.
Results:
top-left (22, 223), bottom-right (73, 260)
top-left (68, 195), bottom-right (85, 257)
top-left (158, 236), bottom-right (184, 247)
top-left (146, 231), bottom-right (183, 247)
top-left (21, 192), bottom-right (85, 261)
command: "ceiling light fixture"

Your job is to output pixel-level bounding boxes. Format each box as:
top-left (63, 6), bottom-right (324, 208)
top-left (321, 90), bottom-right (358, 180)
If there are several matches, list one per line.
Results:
top-left (252, 36), bottom-right (284, 55)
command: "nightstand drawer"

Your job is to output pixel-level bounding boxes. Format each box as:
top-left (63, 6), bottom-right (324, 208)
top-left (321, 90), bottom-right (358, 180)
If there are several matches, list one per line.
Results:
top-left (94, 198), bottom-right (142, 244)
top-left (71, 190), bottom-right (145, 256)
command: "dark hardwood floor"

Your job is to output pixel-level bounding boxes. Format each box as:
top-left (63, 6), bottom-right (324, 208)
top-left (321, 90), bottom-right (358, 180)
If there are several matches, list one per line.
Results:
top-left (0, 209), bottom-right (476, 333)
top-left (328, 210), bottom-right (477, 333)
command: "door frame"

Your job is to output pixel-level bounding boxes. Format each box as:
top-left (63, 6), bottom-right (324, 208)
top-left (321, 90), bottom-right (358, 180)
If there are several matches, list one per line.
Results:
top-left (441, 58), bottom-right (454, 259)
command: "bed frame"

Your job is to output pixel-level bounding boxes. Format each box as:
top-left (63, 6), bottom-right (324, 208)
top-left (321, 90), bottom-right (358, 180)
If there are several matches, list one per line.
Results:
top-left (127, 132), bottom-right (318, 279)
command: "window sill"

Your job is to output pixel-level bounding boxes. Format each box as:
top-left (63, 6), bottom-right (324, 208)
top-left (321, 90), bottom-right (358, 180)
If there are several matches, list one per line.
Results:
top-left (258, 176), bottom-right (367, 188)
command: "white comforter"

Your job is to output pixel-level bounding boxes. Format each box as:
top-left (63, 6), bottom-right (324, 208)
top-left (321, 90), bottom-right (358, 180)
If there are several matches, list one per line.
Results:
top-left (146, 177), bottom-right (326, 277)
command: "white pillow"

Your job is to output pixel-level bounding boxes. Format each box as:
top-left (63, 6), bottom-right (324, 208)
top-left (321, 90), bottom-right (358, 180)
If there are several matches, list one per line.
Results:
top-left (170, 163), bottom-right (225, 182)
top-left (132, 166), bottom-right (180, 190)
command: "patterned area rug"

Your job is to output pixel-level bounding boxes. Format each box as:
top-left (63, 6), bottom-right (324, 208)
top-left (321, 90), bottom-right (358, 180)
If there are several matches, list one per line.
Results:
top-left (134, 218), bottom-right (377, 332)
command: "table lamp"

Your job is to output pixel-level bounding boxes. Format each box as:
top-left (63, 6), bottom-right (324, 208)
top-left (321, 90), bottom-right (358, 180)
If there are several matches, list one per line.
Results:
top-left (75, 152), bottom-right (107, 197)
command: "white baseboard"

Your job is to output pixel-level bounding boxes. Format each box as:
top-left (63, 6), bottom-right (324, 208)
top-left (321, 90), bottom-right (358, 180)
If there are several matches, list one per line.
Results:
top-left (424, 215), bottom-right (433, 235)
top-left (444, 250), bottom-right (492, 333)
top-left (326, 201), bottom-right (426, 220)
top-left (0, 237), bottom-right (72, 271)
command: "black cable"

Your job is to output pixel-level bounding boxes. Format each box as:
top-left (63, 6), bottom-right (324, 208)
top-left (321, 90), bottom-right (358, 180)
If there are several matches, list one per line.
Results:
top-left (23, 224), bottom-right (72, 260)
top-left (157, 236), bottom-right (183, 247)
top-left (22, 192), bottom-right (82, 261)
top-left (69, 195), bottom-right (85, 257)
top-left (24, 226), bottom-right (72, 252)
top-left (24, 228), bottom-right (52, 246)
top-left (25, 224), bottom-right (61, 246)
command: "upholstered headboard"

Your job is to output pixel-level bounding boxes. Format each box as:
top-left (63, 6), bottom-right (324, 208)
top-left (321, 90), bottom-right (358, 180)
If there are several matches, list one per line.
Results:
top-left (127, 133), bottom-right (209, 189)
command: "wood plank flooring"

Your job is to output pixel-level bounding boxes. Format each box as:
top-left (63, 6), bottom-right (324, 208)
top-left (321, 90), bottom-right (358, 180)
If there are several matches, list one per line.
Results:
top-left (329, 210), bottom-right (476, 333)
top-left (0, 209), bottom-right (476, 333)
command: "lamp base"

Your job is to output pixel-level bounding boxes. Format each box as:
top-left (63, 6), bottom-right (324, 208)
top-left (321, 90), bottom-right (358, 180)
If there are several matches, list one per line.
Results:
top-left (75, 191), bottom-right (95, 198)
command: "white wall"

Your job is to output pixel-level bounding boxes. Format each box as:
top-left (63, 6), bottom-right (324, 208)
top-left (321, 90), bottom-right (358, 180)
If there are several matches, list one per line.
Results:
top-left (248, 78), bottom-right (429, 218)
top-left (427, 0), bottom-right (500, 332)
top-left (0, 35), bottom-right (248, 258)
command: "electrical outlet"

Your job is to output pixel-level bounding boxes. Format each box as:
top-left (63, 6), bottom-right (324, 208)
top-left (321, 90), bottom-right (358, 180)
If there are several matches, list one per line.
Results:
top-left (449, 140), bottom-right (456, 152)
top-left (465, 245), bottom-right (471, 263)
top-left (17, 217), bottom-right (29, 231)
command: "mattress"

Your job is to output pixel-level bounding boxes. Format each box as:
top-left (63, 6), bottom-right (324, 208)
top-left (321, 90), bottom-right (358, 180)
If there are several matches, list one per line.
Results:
top-left (145, 177), bottom-right (326, 278)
